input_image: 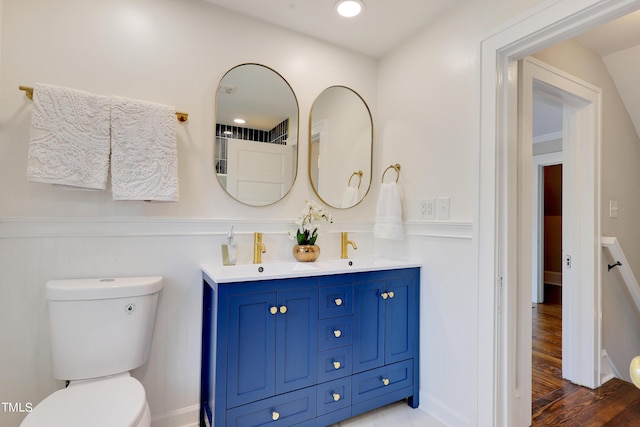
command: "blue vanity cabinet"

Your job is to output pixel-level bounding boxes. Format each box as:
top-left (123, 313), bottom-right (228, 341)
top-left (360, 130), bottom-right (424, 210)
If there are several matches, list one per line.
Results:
top-left (201, 266), bottom-right (420, 427)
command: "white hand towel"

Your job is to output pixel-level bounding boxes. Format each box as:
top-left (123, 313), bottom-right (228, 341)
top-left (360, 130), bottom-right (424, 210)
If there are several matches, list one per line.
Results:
top-left (27, 84), bottom-right (111, 189)
top-left (373, 182), bottom-right (403, 240)
top-left (341, 186), bottom-right (360, 208)
top-left (110, 96), bottom-right (178, 201)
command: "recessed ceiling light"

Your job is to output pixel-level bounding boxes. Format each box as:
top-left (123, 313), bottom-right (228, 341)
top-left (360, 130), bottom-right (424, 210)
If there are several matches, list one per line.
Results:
top-left (336, 0), bottom-right (364, 18)
top-left (234, 118), bottom-right (246, 124)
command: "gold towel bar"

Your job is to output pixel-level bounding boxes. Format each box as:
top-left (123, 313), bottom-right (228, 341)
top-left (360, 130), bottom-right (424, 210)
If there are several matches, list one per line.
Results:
top-left (19, 85), bottom-right (189, 122)
top-left (381, 164), bottom-right (401, 183)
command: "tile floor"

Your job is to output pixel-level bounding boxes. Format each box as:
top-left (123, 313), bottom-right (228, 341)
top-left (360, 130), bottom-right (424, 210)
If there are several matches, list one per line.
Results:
top-left (330, 401), bottom-right (447, 427)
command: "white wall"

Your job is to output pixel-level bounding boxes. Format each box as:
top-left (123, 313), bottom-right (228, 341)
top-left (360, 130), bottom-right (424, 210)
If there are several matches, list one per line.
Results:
top-left (0, 0), bottom-right (378, 425)
top-left (376, 0), bottom-right (547, 424)
top-left (534, 40), bottom-right (640, 381)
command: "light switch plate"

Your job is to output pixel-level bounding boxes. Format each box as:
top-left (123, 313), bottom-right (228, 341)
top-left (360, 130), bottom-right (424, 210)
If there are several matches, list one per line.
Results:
top-left (437, 197), bottom-right (450, 220)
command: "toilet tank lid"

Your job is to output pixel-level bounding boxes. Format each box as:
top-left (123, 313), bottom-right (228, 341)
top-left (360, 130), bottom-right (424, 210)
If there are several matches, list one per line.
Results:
top-left (46, 276), bottom-right (163, 301)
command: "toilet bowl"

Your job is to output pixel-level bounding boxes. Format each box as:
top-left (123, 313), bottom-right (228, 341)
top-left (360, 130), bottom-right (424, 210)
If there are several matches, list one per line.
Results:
top-left (19, 276), bottom-right (162, 427)
top-left (21, 374), bottom-right (150, 427)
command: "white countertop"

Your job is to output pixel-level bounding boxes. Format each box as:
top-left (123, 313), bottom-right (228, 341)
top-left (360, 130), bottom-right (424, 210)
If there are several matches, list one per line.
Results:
top-left (201, 258), bottom-right (421, 283)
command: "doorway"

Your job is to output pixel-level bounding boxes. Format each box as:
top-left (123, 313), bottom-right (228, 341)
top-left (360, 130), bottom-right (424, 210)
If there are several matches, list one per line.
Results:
top-left (517, 55), bottom-right (602, 425)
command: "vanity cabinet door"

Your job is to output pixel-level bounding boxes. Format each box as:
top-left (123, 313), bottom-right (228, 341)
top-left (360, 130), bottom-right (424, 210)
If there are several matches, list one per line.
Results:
top-left (227, 291), bottom-right (277, 408)
top-left (384, 278), bottom-right (415, 365)
top-left (353, 281), bottom-right (385, 373)
top-left (276, 288), bottom-right (318, 394)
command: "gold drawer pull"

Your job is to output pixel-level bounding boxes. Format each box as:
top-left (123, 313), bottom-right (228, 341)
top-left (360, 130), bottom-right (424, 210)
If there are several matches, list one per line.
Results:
top-left (333, 393), bottom-right (341, 402)
top-left (382, 378), bottom-right (390, 386)
top-left (333, 329), bottom-right (342, 338)
top-left (272, 411), bottom-right (280, 421)
top-left (269, 306), bottom-right (278, 315)
top-left (279, 306), bottom-right (287, 314)
top-left (381, 292), bottom-right (389, 300)
top-left (333, 361), bottom-right (341, 369)
top-left (334, 298), bottom-right (343, 306)
top-left (388, 291), bottom-right (395, 299)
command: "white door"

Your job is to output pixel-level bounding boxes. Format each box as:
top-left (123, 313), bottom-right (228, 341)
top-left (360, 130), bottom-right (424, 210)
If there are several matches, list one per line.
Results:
top-left (226, 138), bottom-right (294, 206)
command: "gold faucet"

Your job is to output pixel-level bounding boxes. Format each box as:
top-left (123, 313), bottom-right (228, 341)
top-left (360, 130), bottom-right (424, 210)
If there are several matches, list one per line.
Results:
top-left (341, 232), bottom-right (358, 259)
top-left (253, 232), bottom-right (266, 264)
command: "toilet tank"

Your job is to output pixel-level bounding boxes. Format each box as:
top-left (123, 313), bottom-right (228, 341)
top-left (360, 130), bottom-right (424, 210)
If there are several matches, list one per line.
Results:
top-left (45, 276), bottom-right (163, 381)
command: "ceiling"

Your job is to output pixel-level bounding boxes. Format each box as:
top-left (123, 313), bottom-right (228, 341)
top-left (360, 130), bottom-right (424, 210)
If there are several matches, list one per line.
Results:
top-left (202, 0), bottom-right (465, 58)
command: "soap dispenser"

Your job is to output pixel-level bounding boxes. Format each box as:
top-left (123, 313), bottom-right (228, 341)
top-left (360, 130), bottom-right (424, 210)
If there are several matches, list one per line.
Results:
top-left (222, 226), bottom-right (237, 266)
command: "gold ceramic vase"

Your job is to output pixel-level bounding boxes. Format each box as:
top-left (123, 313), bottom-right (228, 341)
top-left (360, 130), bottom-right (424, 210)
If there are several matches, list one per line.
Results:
top-left (293, 244), bottom-right (320, 262)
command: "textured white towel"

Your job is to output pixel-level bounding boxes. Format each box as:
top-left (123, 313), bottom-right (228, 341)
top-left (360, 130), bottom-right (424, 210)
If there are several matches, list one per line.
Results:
top-left (373, 182), bottom-right (403, 240)
top-left (341, 186), bottom-right (360, 208)
top-left (27, 84), bottom-right (111, 189)
top-left (110, 96), bottom-right (178, 201)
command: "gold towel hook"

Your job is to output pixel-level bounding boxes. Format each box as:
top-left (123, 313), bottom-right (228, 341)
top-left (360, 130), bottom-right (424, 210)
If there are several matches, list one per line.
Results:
top-left (19, 85), bottom-right (189, 122)
top-left (348, 171), bottom-right (363, 188)
top-left (381, 164), bottom-right (401, 183)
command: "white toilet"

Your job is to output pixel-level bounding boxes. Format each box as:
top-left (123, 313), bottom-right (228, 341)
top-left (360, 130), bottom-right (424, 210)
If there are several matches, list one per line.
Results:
top-left (21, 276), bottom-right (163, 427)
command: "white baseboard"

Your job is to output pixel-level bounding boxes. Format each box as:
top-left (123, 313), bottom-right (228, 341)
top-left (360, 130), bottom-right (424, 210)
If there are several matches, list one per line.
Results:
top-left (151, 405), bottom-right (199, 427)
top-left (420, 391), bottom-right (472, 427)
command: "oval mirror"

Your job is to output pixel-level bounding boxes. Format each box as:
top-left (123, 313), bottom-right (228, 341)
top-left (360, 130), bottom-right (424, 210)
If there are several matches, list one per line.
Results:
top-left (309, 86), bottom-right (373, 208)
top-left (214, 64), bottom-right (299, 206)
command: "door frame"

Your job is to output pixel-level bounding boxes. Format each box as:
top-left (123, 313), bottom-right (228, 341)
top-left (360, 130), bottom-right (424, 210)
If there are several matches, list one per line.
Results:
top-left (477, 0), bottom-right (640, 426)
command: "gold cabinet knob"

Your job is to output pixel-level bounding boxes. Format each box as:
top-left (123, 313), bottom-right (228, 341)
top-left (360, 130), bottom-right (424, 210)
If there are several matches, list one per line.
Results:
top-left (333, 393), bottom-right (341, 402)
top-left (333, 329), bottom-right (342, 338)
top-left (279, 306), bottom-right (287, 314)
top-left (388, 291), bottom-right (395, 299)
top-left (382, 378), bottom-right (390, 386)
top-left (334, 298), bottom-right (343, 306)
top-left (381, 292), bottom-right (389, 300)
top-left (272, 411), bottom-right (280, 421)
top-left (333, 361), bottom-right (341, 370)
top-left (269, 306), bottom-right (278, 315)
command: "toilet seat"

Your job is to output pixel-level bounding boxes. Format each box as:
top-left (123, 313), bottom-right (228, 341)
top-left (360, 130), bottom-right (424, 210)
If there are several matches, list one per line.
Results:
top-left (20, 375), bottom-right (148, 427)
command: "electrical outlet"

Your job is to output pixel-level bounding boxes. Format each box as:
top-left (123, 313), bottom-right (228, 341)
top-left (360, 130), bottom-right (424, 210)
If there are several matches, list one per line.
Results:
top-left (419, 199), bottom-right (435, 220)
top-left (437, 197), bottom-right (450, 220)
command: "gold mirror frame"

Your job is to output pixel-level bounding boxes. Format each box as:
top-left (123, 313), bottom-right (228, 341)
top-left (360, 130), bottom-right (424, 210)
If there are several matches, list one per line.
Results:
top-left (214, 63), bottom-right (299, 206)
top-left (309, 86), bottom-right (373, 209)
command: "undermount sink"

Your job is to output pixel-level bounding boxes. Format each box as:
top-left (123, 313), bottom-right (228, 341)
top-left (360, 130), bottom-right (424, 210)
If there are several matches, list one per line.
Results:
top-left (202, 258), bottom-right (420, 283)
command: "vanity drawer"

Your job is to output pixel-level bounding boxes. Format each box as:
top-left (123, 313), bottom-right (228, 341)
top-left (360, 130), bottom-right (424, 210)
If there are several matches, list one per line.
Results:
top-left (226, 386), bottom-right (316, 427)
top-left (317, 377), bottom-right (351, 416)
top-left (318, 346), bottom-right (352, 383)
top-left (352, 359), bottom-right (413, 404)
top-left (319, 285), bottom-right (353, 319)
top-left (318, 316), bottom-right (352, 351)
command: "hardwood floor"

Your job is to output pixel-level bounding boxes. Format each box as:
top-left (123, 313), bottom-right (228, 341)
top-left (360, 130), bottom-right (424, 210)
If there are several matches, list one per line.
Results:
top-left (532, 302), bottom-right (640, 426)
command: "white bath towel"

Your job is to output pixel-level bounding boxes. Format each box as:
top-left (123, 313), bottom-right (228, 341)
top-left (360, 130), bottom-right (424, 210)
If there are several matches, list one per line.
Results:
top-left (27, 83), bottom-right (111, 189)
top-left (341, 186), bottom-right (360, 208)
top-left (373, 182), bottom-right (403, 240)
top-left (110, 96), bottom-right (178, 201)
